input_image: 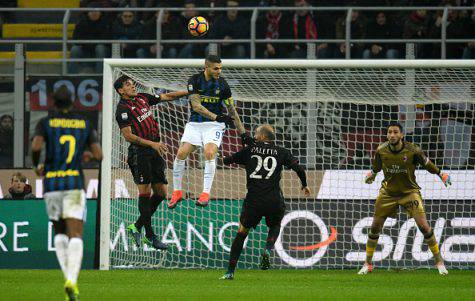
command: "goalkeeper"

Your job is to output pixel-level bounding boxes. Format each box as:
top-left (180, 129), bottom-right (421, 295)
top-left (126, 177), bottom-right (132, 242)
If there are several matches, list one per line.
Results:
top-left (358, 122), bottom-right (452, 275)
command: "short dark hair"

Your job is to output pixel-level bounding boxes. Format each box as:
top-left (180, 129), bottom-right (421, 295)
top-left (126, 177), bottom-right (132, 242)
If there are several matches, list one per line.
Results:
top-left (11, 172), bottom-right (27, 183)
top-left (114, 75), bottom-right (131, 94)
top-left (53, 86), bottom-right (73, 110)
top-left (387, 122), bottom-right (403, 133)
top-left (205, 54), bottom-right (221, 65)
top-left (259, 124), bottom-right (276, 141)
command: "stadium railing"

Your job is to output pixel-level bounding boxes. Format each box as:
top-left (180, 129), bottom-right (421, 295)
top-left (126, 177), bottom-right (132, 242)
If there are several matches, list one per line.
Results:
top-left (0, 6), bottom-right (474, 77)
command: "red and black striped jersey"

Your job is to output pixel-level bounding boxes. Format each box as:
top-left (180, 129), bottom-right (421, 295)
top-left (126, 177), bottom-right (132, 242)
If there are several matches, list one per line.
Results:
top-left (115, 93), bottom-right (160, 155)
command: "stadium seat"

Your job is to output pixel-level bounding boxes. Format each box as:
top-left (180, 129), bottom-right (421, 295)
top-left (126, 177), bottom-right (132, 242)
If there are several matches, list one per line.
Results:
top-left (2, 24), bottom-right (75, 39)
top-left (18, 0), bottom-right (80, 8)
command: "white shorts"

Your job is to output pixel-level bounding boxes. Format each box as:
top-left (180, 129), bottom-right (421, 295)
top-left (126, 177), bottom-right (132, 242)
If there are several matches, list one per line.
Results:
top-left (44, 189), bottom-right (87, 222)
top-left (181, 122), bottom-right (226, 148)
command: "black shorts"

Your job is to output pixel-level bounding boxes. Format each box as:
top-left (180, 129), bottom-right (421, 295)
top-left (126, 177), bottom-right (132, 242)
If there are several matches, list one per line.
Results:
top-left (239, 200), bottom-right (285, 229)
top-left (127, 151), bottom-right (168, 185)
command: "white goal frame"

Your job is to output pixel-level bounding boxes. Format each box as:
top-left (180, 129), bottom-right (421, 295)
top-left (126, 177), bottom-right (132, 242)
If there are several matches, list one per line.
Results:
top-left (100, 59), bottom-right (475, 270)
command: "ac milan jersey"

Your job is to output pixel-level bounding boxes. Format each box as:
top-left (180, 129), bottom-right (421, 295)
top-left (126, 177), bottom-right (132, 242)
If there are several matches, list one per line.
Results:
top-left (115, 93), bottom-right (161, 156)
top-left (224, 141), bottom-right (300, 204)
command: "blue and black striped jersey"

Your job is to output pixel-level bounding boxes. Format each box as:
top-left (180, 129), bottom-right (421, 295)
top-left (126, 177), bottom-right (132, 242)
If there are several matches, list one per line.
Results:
top-left (34, 111), bottom-right (98, 192)
top-left (187, 72), bottom-right (233, 122)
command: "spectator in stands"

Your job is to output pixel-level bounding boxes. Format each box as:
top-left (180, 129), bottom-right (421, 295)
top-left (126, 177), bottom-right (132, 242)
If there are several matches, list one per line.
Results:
top-left (429, 8), bottom-right (470, 58)
top-left (3, 172), bottom-right (35, 200)
top-left (178, 0), bottom-right (206, 58)
top-left (69, 4), bottom-right (111, 73)
top-left (0, 114), bottom-right (13, 168)
top-left (403, 9), bottom-right (432, 58)
top-left (335, 10), bottom-right (366, 58)
top-left (112, 11), bottom-right (145, 58)
top-left (256, 0), bottom-right (292, 58)
top-left (141, 7), bottom-right (183, 58)
top-left (363, 11), bottom-right (399, 59)
top-left (461, 4), bottom-right (475, 58)
top-left (210, 0), bottom-right (250, 58)
top-left (195, 0), bottom-right (225, 23)
top-left (288, 0), bottom-right (318, 58)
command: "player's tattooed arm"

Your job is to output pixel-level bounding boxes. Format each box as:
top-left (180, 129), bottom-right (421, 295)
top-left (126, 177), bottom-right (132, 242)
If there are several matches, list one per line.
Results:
top-left (225, 99), bottom-right (245, 135)
top-left (159, 90), bottom-right (189, 102)
top-left (189, 93), bottom-right (218, 120)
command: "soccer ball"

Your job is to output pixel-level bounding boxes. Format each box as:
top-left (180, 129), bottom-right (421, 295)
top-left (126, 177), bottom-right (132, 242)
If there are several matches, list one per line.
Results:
top-left (188, 16), bottom-right (209, 37)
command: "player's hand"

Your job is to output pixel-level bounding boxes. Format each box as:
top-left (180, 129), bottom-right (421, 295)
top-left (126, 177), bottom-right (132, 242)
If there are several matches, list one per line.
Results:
top-left (33, 164), bottom-right (44, 176)
top-left (151, 142), bottom-right (168, 156)
top-left (215, 114), bottom-right (234, 128)
top-left (82, 150), bottom-right (93, 163)
top-left (439, 173), bottom-right (452, 187)
top-left (365, 171), bottom-right (376, 184)
top-left (240, 133), bottom-right (255, 146)
top-left (302, 186), bottom-right (311, 197)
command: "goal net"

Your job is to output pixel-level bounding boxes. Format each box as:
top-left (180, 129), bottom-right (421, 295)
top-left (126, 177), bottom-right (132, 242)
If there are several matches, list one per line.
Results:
top-left (101, 59), bottom-right (475, 270)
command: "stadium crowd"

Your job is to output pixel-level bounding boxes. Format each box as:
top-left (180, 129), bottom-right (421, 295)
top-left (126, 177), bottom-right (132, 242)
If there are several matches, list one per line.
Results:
top-left (65, 0), bottom-right (475, 66)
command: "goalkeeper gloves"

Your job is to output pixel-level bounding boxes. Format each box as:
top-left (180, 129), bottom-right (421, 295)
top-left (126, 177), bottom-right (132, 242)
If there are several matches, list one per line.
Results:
top-left (439, 172), bottom-right (452, 187)
top-left (240, 133), bottom-right (255, 146)
top-left (365, 170), bottom-right (376, 184)
top-left (215, 114), bottom-right (234, 128)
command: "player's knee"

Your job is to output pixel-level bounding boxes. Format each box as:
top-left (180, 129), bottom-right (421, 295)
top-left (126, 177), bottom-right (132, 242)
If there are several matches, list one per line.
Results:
top-left (369, 227), bottom-right (382, 238)
top-left (204, 149), bottom-right (216, 160)
top-left (176, 150), bottom-right (188, 160)
top-left (238, 225), bottom-right (250, 235)
top-left (423, 229), bottom-right (434, 239)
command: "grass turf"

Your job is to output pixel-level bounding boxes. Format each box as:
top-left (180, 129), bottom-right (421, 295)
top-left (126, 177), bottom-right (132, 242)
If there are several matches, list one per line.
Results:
top-left (1, 269), bottom-right (474, 301)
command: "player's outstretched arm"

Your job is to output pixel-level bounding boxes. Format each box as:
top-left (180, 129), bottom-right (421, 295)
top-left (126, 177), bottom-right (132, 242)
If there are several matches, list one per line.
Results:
top-left (120, 126), bottom-right (167, 155)
top-left (159, 90), bottom-right (189, 102)
top-left (225, 99), bottom-right (245, 135)
top-left (366, 151), bottom-right (382, 184)
top-left (288, 163), bottom-right (310, 196)
top-left (31, 135), bottom-right (45, 176)
top-left (415, 148), bottom-right (452, 187)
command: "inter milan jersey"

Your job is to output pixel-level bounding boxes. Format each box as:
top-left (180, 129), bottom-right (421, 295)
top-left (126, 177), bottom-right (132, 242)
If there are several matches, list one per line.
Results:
top-left (34, 111), bottom-right (98, 192)
top-left (372, 141), bottom-right (440, 196)
top-left (224, 142), bottom-right (300, 204)
top-left (115, 93), bottom-right (161, 156)
top-left (187, 72), bottom-right (233, 122)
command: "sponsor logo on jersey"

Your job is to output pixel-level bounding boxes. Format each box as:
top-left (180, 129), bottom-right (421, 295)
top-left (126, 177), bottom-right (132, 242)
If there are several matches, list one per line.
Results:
top-left (137, 110), bottom-right (152, 122)
top-left (200, 96), bottom-right (220, 103)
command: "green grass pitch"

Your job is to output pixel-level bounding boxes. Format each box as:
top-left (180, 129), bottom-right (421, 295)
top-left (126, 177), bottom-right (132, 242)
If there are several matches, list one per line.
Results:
top-left (1, 269), bottom-right (474, 301)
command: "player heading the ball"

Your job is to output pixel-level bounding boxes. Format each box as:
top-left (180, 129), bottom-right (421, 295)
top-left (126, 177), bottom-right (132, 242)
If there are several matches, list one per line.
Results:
top-left (168, 55), bottom-right (249, 209)
top-left (358, 122), bottom-right (451, 275)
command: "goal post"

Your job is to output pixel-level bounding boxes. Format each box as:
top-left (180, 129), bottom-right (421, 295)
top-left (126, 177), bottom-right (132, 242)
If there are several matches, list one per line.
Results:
top-left (100, 59), bottom-right (475, 270)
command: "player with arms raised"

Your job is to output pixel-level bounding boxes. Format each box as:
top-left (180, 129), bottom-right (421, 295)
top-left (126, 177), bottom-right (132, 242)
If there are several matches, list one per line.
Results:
top-left (31, 87), bottom-right (103, 300)
top-left (358, 122), bottom-right (452, 275)
top-left (168, 55), bottom-right (250, 208)
top-left (220, 125), bottom-right (310, 280)
top-left (114, 75), bottom-right (188, 250)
